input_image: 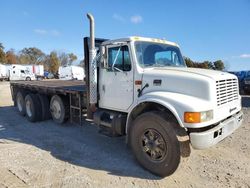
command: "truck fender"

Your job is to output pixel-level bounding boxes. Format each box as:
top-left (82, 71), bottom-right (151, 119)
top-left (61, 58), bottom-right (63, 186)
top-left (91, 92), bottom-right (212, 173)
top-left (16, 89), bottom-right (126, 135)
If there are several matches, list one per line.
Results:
top-left (126, 98), bottom-right (184, 134)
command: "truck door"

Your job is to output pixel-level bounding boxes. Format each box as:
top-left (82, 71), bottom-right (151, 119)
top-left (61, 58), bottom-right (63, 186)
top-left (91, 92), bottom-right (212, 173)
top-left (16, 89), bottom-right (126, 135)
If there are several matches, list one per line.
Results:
top-left (99, 45), bottom-right (134, 111)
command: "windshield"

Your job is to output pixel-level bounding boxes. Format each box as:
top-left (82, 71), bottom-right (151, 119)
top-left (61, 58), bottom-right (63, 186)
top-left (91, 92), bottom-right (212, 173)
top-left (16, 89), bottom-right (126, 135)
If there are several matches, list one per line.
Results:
top-left (135, 41), bottom-right (186, 68)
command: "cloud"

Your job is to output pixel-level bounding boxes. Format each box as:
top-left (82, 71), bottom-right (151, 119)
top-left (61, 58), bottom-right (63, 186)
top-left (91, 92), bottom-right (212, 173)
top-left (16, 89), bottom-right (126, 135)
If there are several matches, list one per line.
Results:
top-left (239, 54), bottom-right (250, 58)
top-left (34, 29), bottom-right (47, 35)
top-left (113, 13), bottom-right (125, 22)
top-left (51, 30), bottom-right (61, 36)
top-left (34, 29), bottom-right (61, 36)
top-left (130, 15), bottom-right (143, 24)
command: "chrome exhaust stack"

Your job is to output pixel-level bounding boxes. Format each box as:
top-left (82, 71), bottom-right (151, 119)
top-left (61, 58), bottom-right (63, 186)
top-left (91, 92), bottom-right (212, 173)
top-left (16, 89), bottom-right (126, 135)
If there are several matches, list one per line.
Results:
top-left (87, 13), bottom-right (97, 111)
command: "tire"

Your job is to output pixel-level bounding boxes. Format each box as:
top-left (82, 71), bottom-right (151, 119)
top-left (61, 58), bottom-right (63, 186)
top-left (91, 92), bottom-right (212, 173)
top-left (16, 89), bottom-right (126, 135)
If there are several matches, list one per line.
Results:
top-left (25, 77), bottom-right (31, 81)
top-left (37, 94), bottom-right (51, 121)
top-left (25, 94), bottom-right (42, 122)
top-left (50, 95), bottom-right (69, 124)
top-left (16, 90), bottom-right (26, 116)
top-left (129, 112), bottom-right (181, 177)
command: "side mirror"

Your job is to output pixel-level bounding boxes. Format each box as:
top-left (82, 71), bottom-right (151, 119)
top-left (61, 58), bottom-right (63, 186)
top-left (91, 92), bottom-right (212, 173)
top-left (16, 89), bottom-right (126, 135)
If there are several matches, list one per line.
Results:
top-left (100, 46), bottom-right (108, 69)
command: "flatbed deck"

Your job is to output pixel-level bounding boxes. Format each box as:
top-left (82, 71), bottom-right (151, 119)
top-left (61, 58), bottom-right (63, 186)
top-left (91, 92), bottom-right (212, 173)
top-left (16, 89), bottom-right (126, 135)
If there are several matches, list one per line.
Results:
top-left (10, 80), bottom-right (88, 125)
top-left (10, 80), bottom-right (86, 95)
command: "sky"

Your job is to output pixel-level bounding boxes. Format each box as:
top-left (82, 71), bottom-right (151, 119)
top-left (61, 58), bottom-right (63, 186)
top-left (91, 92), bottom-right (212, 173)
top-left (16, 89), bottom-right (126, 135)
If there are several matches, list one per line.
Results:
top-left (0, 0), bottom-right (250, 71)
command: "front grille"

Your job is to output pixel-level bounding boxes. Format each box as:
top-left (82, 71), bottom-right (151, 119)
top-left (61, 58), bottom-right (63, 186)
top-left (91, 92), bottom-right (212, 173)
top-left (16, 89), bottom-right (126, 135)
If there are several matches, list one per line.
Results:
top-left (216, 79), bottom-right (238, 106)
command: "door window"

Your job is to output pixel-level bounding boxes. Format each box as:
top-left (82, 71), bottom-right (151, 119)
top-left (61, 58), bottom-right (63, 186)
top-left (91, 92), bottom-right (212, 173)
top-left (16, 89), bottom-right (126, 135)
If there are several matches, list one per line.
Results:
top-left (108, 46), bottom-right (131, 71)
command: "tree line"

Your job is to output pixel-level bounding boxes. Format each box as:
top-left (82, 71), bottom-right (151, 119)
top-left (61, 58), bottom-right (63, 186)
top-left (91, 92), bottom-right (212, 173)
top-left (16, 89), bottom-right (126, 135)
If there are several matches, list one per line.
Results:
top-left (1, 42), bottom-right (225, 72)
top-left (0, 42), bottom-right (80, 74)
top-left (184, 57), bottom-right (225, 70)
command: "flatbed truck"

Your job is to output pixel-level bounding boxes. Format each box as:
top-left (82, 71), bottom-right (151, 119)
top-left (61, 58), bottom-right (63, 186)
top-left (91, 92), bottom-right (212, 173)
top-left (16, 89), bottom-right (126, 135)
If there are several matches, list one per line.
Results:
top-left (10, 13), bottom-right (243, 177)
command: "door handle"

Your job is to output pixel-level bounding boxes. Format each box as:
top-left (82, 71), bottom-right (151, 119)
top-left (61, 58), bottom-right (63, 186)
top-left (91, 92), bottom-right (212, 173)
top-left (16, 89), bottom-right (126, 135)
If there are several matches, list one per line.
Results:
top-left (102, 85), bottom-right (105, 92)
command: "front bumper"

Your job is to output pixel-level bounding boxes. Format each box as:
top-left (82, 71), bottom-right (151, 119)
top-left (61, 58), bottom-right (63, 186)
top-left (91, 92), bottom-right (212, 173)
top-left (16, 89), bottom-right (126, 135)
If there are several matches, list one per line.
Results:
top-left (189, 111), bottom-right (243, 149)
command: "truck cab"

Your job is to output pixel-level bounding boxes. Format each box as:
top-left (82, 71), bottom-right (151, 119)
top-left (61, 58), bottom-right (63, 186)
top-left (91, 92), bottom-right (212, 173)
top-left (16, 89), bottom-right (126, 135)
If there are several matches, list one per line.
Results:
top-left (84, 14), bottom-right (242, 176)
top-left (91, 36), bottom-right (242, 144)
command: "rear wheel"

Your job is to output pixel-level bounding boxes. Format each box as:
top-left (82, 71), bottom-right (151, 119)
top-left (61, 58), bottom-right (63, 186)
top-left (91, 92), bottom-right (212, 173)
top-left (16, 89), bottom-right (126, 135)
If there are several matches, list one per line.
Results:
top-left (37, 94), bottom-right (51, 120)
top-left (50, 95), bottom-right (68, 124)
top-left (16, 91), bottom-right (26, 116)
top-left (129, 112), bottom-right (181, 177)
top-left (25, 94), bottom-right (42, 122)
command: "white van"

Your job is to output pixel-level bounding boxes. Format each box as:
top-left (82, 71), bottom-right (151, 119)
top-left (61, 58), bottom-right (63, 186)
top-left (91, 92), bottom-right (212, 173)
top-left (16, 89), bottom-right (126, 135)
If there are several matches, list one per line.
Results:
top-left (9, 67), bottom-right (36, 81)
top-left (58, 65), bottom-right (84, 80)
top-left (24, 65), bottom-right (44, 79)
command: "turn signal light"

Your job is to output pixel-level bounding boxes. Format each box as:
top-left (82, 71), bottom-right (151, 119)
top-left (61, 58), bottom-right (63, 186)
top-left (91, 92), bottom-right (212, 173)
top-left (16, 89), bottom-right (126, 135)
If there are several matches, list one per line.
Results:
top-left (184, 112), bottom-right (201, 123)
top-left (184, 110), bottom-right (213, 123)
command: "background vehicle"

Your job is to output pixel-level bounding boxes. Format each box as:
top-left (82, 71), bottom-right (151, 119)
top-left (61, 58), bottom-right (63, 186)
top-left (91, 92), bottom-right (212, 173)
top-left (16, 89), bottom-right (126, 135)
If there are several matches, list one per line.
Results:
top-left (243, 71), bottom-right (250, 94)
top-left (24, 65), bottom-right (44, 80)
top-left (58, 65), bottom-right (84, 80)
top-left (0, 64), bottom-right (43, 81)
top-left (9, 13), bottom-right (243, 177)
top-left (0, 64), bottom-right (8, 81)
top-left (9, 65), bottom-right (36, 81)
top-left (43, 71), bottom-right (49, 79)
top-left (227, 70), bottom-right (250, 94)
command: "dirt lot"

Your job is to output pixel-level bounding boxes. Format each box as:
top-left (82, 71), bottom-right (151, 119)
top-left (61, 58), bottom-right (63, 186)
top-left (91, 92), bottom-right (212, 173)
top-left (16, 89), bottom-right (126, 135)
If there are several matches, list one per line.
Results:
top-left (0, 82), bottom-right (249, 188)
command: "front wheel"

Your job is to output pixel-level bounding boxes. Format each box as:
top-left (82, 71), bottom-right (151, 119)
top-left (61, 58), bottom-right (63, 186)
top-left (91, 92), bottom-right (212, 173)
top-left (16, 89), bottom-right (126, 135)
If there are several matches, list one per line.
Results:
top-left (129, 112), bottom-right (181, 177)
top-left (25, 77), bottom-right (31, 81)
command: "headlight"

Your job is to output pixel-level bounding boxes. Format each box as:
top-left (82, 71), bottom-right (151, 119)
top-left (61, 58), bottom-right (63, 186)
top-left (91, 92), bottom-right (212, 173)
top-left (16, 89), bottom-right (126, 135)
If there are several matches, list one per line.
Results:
top-left (184, 110), bottom-right (213, 123)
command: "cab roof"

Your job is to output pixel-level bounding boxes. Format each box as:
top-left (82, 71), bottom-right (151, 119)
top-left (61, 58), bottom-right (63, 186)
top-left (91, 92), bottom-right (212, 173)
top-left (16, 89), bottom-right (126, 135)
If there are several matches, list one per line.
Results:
top-left (101, 36), bottom-right (179, 47)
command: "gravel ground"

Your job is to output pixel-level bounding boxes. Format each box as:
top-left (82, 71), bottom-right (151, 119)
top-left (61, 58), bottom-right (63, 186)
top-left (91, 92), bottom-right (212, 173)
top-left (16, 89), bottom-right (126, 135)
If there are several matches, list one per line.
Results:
top-left (0, 81), bottom-right (249, 188)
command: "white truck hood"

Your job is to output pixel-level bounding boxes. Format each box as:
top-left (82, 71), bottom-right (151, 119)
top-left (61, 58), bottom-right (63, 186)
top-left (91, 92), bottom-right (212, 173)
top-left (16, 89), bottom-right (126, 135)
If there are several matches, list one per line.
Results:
top-left (143, 67), bottom-right (235, 80)
top-left (141, 67), bottom-right (237, 102)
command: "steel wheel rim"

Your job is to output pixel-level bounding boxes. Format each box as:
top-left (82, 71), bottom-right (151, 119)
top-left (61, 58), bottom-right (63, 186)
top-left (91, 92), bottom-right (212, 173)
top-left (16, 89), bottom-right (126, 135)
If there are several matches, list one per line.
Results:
top-left (26, 100), bottom-right (32, 117)
top-left (17, 97), bottom-right (22, 111)
top-left (141, 128), bottom-right (167, 161)
top-left (51, 100), bottom-right (61, 119)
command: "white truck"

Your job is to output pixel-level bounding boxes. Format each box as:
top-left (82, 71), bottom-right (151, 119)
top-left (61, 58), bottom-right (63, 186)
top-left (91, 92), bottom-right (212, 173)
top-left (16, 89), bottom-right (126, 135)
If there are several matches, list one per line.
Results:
top-left (58, 65), bottom-right (85, 80)
top-left (9, 65), bottom-right (36, 81)
top-left (0, 64), bottom-right (8, 81)
top-left (10, 13), bottom-right (243, 177)
top-left (1, 64), bottom-right (42, 81)
top-left (24, 65), bottom-right (44, 79)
